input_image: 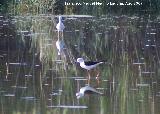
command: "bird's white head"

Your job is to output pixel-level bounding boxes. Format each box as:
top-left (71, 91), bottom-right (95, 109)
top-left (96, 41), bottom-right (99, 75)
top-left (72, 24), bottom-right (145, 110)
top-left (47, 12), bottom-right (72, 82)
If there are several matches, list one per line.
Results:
top-left (59, 16), bottom-right (62, 21)
top-left (77, 58), bottom-right (84, 63)
top-left (76, 92), bottom-right (84, 99)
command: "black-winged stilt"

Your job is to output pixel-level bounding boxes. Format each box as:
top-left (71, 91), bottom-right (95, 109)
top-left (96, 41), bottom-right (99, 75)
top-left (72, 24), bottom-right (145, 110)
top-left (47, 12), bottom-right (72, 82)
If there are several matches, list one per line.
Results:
top-left (76, 58), bottom-right (106, 79)
top-left (56, 16), bottom-right (65, 39)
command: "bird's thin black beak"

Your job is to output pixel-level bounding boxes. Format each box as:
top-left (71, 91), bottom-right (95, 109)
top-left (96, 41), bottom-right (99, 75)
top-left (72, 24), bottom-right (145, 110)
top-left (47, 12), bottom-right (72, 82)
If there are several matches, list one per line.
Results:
top-left (74, 61), bottom-right (79, 65)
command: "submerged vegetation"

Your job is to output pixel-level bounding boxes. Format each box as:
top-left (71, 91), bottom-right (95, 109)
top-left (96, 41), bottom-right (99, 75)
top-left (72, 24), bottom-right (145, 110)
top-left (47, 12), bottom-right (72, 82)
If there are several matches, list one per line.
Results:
top-left (0, 0), bottom-right (160, 114)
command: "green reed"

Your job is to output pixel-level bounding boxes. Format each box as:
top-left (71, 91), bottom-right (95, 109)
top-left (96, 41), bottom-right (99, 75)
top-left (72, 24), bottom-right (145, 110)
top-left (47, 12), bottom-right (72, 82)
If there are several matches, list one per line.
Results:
top-left (8, 0), bottom-right (57, 15)
top-left (2, 3), bottom-right (160, 112)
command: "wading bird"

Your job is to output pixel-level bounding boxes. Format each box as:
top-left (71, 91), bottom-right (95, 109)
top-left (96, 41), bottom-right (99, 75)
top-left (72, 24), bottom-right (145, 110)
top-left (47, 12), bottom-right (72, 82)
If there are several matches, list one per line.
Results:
top-left (76, 58), bottom-right (105, 79)
top-left (56, 16), bottom-right (65, 39)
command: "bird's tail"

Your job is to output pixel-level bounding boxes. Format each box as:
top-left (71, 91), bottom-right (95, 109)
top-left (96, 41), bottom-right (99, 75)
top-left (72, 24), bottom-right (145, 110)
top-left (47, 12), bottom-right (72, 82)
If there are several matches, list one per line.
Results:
top-left (100, 60), bottom-right (112, 65)
top-left (99, 59), bottom-right (108, 63)
top-left (97, 62), bottom-right (104, 65)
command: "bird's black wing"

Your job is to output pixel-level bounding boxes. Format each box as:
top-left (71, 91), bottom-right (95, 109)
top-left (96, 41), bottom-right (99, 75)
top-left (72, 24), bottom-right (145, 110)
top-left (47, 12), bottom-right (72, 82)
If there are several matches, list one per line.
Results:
top-left (84, 90), bottom-right (96, 94)
top-left (84, 61), bottom-right (100, 66)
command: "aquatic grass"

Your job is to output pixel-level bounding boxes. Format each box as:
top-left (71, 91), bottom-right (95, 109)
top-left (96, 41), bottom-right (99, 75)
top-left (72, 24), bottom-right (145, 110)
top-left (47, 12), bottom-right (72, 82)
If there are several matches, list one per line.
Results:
top-left (59, 16), bottom-right (157, 114)
top-left (8, 0), bottom-right (56, 15)
top-left (14, 15), bottom-right (62, 80)
top-left (100, 96), bottom-right (112, 114)
top-left (1, 12), bottom-right (160, 114)
top-left (7, 15), bottom-right (63, 114)
top-left (115, 53), bottom-right (129, 114)
top-left (127, 89), bottom-right (138, 114)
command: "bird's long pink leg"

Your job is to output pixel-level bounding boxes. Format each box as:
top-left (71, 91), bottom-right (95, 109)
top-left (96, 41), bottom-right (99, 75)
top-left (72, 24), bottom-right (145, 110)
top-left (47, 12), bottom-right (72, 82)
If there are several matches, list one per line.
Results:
top-left (62, 31), bottom-right (64, 39)
top-left (96, 69), bottom-right (100, 85)
top-left (96, 69), bottom-right (100, 79)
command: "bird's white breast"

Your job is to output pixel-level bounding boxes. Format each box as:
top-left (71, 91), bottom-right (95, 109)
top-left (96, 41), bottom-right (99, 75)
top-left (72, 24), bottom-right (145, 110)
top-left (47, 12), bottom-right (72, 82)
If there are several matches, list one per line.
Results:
top-left (56, 22), bottom-right (65, 31)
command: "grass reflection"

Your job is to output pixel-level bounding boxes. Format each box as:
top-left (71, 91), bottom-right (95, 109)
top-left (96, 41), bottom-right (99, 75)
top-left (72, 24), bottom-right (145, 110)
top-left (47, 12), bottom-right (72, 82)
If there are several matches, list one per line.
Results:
top-left (1, 14), bottom-right (160, 114)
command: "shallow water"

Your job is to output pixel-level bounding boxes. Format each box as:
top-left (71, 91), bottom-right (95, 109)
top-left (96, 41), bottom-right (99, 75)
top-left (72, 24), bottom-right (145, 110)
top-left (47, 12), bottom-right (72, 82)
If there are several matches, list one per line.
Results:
top-left (0, 14), bottom-right (160, 114)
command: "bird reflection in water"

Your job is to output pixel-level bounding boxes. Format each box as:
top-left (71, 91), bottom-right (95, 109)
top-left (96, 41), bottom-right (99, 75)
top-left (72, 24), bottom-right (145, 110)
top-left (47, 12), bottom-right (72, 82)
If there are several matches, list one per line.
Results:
top-left (76, 85), bottom-right (103, 99)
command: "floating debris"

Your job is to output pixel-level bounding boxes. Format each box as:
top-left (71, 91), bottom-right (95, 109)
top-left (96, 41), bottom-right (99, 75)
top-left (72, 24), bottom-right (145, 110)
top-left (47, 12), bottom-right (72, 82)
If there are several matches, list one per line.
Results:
top-left (11, 86), bottom-right (27, 89)
top-left (48, 69), bottom-right (56, 71)
top-left (145, 45), bottom-right (150, 47)
top-left (129, 16), bottom-right (139, 20)
top-left (44, 39), bottom-right (52, 41)
top-left (146, 32), bottom-right (156, 35)
top-left (136, 84), bottom-right (150, 87)
top-left (133, 62), bottom-right (145, 65)
top-left (21, 96), bottom-right (36, 100)
top-left (109, 26), bottom-right (119, 29)
top-left (96, 88), bottom-right (108, 90)
top-left (55, 76), bottom-right (84, 79)
top-left (9, 62), bottom-right (27, 66)
top-left (97, 33), bottom-right (103, 35)
top-left (130, 88), bottom-right (138, 91)
top-left (102, 80), bottom-right (108, 82)
top-left (54, 60), bottom-right (63, 64)
top-left (66, 17), bottom-right (77, 20)
top-left (34, 32), bottom-right (48, 35)
top-left (141, 72), bottom-right (155, 74)
top-left (43, 83), bottom-right (49, 86)
top-left (75, 30), bottom-right (80, 32)
top-left (119, 40), bottom-right (124, 42)
top-left (152, 81), bottom-right (157, 84)
top-left (3, 23), bottom-right (8, 26)
top-left (47, 105), bottom-right (88, 109)
top-left (151, 45), bottom-right (156, 47)
top-left (23, 33), bottom-right (35, 36)
top-left (35, 64), bottom-right (40, 67)
top-left (25, 74), bottom-right (32, 77)
top-left (75, 78), bottom-right (87, 81)
top-left (4, 94), bottom-right (15, 97)
top-left (48, 98), bottom-right (52, 101)
top-left (19, 30), bottom-right (29, 33)
top-left (3, 20), bottom-right (9, 23)
top-left (65, 30), bottom-right (74, 33)
top-left (138, 99), bottom-right (144, 102)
